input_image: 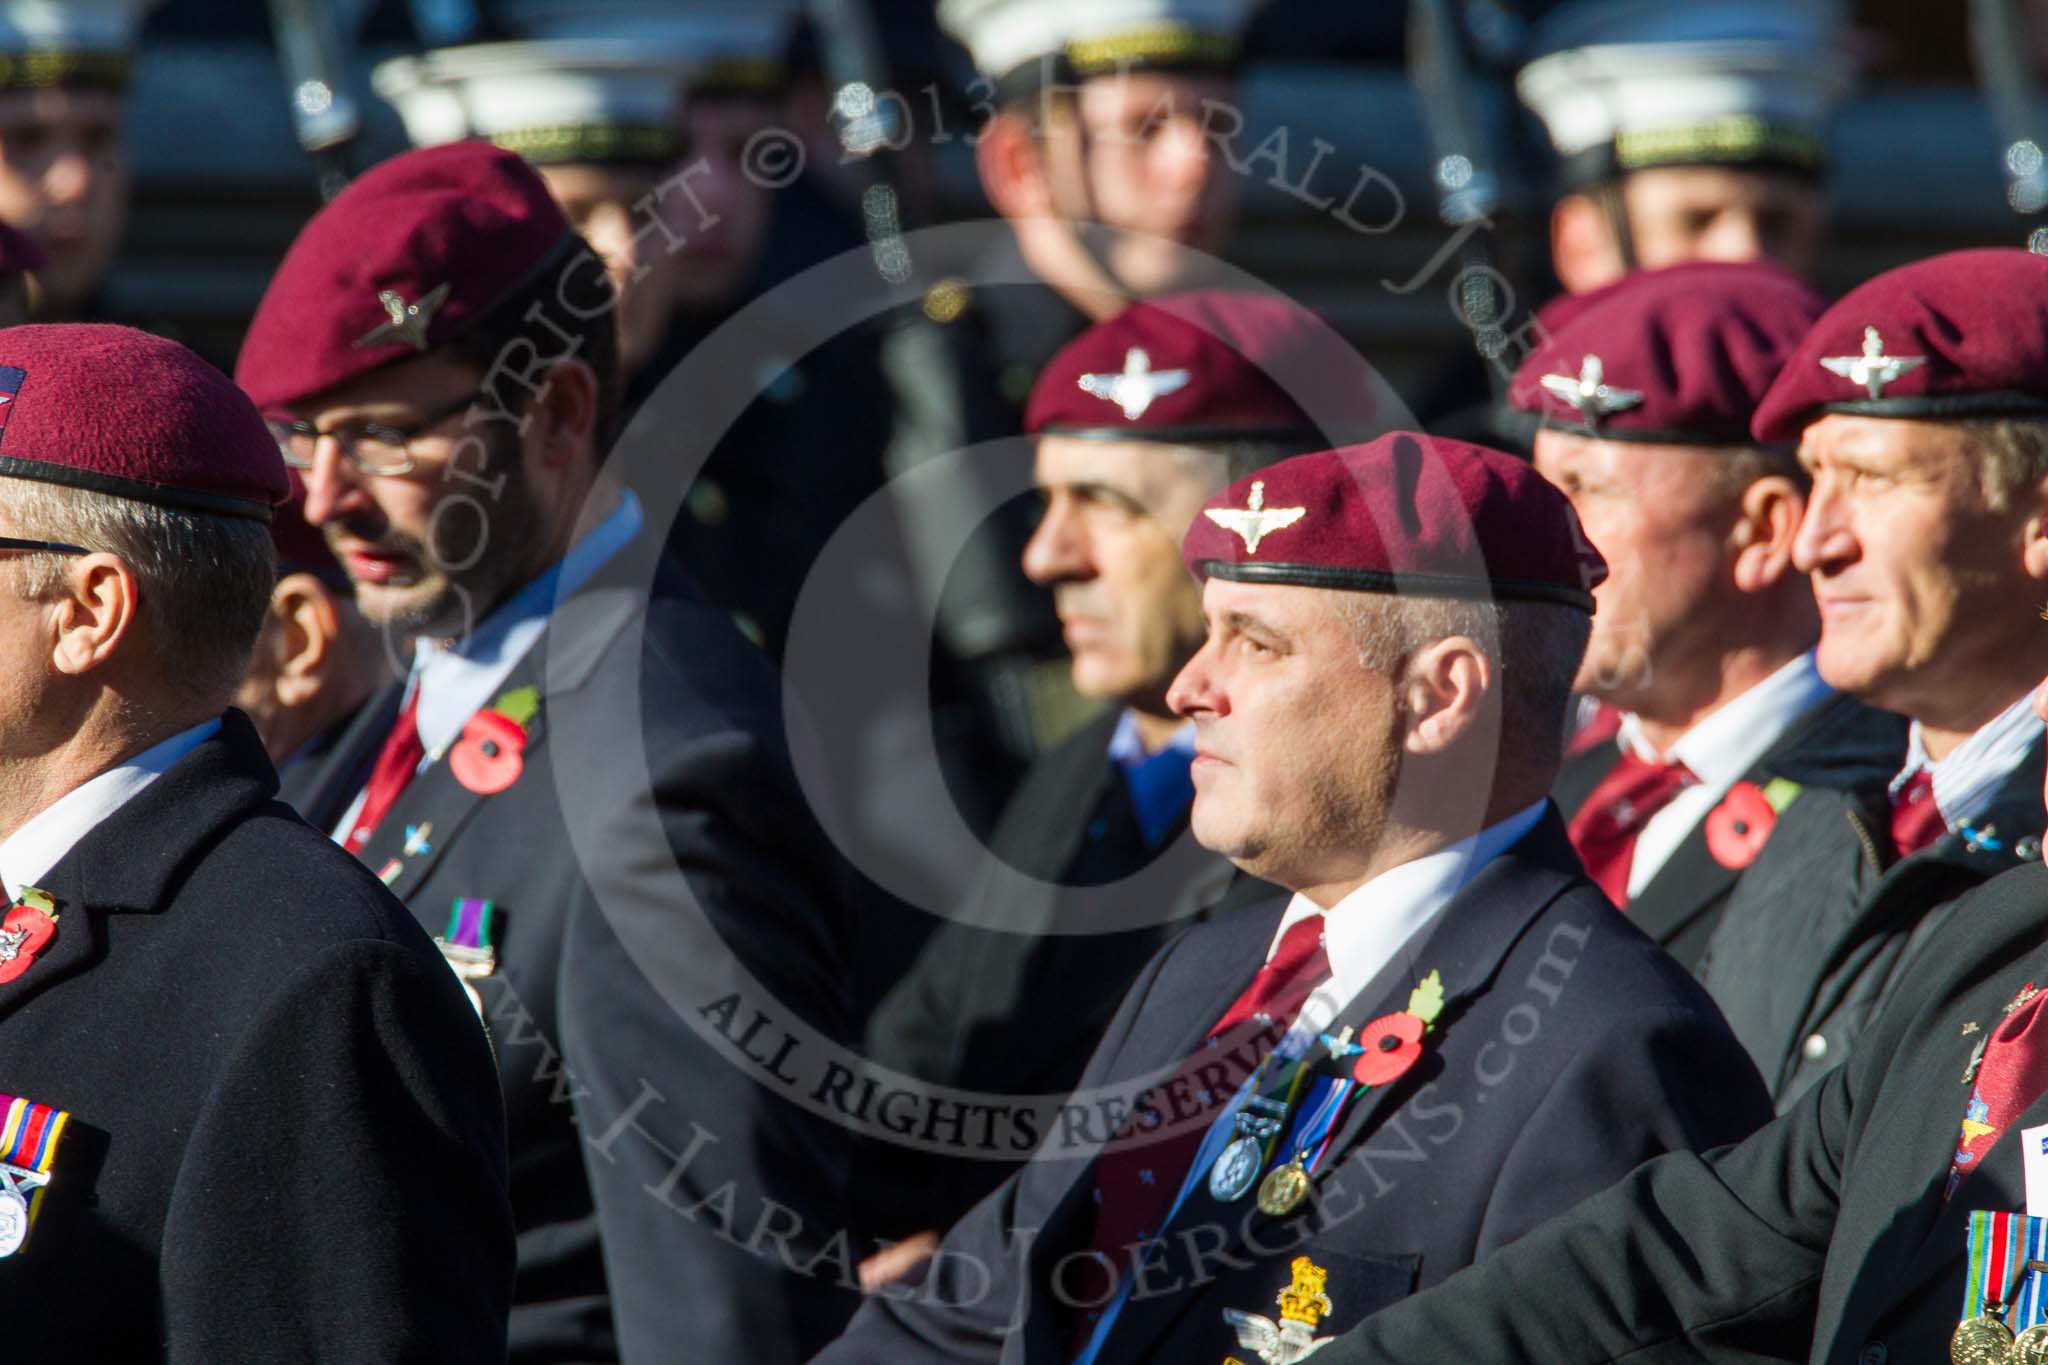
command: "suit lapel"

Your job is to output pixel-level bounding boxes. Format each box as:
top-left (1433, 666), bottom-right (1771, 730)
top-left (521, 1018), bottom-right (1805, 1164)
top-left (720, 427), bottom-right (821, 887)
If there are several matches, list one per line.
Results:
top-left (288, 682), bottom-right (402, 836)
top-left (1092, 810), bottom-right (1584, 1364)
top-left (0, 715), bottom-right (276, 1021)
top-left (1622, 821), bottom-right (1739, 949)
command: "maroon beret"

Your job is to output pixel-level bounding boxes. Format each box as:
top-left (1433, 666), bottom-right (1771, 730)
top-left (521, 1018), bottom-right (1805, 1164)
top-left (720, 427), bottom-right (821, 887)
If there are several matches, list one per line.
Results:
top-left (0, 323), bottom-right (286, 519)
top-left (1183, 431), bottom-right (1607, 613)
top-left (1511, 261), bottom-right (1827, 445)
top-left (236, 141), bottom-right (573, 410)
top-left (1752, 248), bottom-right (2048, 441)
top-left (1026, 289), bottom-right (1382, 444)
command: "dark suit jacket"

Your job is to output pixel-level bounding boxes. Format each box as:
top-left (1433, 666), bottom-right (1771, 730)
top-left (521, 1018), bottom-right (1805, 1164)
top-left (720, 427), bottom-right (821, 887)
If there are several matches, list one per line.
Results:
top-left (865, 709), bottom-right (1271, 1235)
top-left (292, 548), bottom-right (862, 1363)
top-left (817, 808), bottom-right (1770, 1363)
top-left (0, 711), bottom-right (512, 1362)
top-left (1317, 857), bottom-right (2048, 1365)
top-left (1553, 691), bottom-right (1906, 971)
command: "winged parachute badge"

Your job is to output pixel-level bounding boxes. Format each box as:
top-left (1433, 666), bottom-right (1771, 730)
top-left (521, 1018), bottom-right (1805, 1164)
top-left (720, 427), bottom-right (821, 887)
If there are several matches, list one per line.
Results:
top-left (1204, 480), bottom-right (1307, 556)
top-left (1538, 354), bottom-right (1642, 427)
top-left (1077, 346), bottom-right (1191, 420)
top-left (1222, 1255), bottom-right (1337, 1364)
top-left (1819, 325), bottom-right (1927, 399)
top-left (353, 283), bottom-right (451, 351)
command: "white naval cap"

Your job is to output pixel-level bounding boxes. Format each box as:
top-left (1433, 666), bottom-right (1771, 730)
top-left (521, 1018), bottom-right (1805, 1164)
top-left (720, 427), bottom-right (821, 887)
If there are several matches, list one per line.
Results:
top-left (1517, 0), bottom-right (1851, 186)
top-left (939, 0), bottom-right (1261, 94)
top-left (492, 0), bottom-right (802, 95)
top-left (0, 0), bottom-right (161, 89)
top-left (373, 41), bottom-right (691, 166)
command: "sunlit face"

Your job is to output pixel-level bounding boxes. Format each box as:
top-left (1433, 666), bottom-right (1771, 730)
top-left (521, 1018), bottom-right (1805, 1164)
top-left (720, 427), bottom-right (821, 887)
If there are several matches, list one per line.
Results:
top-left (1793, 415), bottom-right (2039, 717)
top-left (536, 162), bottom-right (684, 378)
top-left (0, 87), bottom-right (128, 315)
top-left (1622, 166), bottom-right (1828, 279)
top-left (1040, 71), bottom-right (1240, 294)
top-left (1165, 578), bottom-right (1403, 891)
top-left (287, 354), bottom-right (547, 640)
top-left (669, 96), bottom-right (776, 310)
top-left (1021, 435), bottom-right (1223, 711)
top-left (1532, 430), bottom-right (1744, 705)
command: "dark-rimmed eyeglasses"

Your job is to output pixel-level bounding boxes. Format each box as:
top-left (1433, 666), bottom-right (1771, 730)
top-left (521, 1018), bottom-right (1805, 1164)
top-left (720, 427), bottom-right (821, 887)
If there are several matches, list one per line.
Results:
top-left (0, 536), bottom-right (87, 555)
top-left (267, 390), bottom-right (480, 477)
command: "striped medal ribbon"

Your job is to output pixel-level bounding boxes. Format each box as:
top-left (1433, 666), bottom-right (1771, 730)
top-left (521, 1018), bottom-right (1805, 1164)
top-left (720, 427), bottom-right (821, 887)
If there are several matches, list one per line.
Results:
top-left (0, 1094), bottom-right (68, 1257)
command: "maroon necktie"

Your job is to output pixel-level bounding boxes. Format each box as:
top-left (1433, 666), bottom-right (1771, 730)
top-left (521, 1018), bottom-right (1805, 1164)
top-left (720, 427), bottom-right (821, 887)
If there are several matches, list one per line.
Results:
top-left (1069, 914), bottom-right (1331, 1344)
top-left (1566, 750), bottom-right (1697, 905)
top-left (342, 689), bottom-right (423, 856)
top-left (1951, 991), bottom-right (2048, 1195)
top-left (1890, 768), bottom-right (1947, 859)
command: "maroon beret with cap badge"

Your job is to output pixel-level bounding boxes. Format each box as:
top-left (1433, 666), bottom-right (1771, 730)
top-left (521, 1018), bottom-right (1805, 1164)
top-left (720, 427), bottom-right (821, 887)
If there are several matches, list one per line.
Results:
top-left (235, 141), bottom-right (575, 411)
top-left (1752, 248), bottom-right (2048, 441)
top-left (1182, 431), bottom-right (1607, 613)
top-left (1511, 260), bottom-right (1827, 445)
top-left (0, 323), bottom-right (286, 519)
top-left (1026, 289), bottom-right (1385, 445)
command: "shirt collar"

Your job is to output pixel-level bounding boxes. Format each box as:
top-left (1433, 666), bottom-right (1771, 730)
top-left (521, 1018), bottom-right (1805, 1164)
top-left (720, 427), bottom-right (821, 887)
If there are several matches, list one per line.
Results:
top-left (1105, 710), bottom-right (1196, 769)
top-left (1267, 799), bottom-right (1548, 1007)
top-left (1890, 688), bottom-right (2045, 827)
top-left (0, 718), bottom-right (220, 902)
top-left (409, 491), bottom-right (643, 757)
top-left (1618, 652), bottom-right (1832, 787)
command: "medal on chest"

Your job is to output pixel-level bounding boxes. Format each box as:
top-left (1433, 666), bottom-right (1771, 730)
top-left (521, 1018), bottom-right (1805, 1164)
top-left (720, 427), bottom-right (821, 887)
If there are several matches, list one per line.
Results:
top-left (434, 896), bottom-right (498, 1016)
top-left (0, 1093), bottom-right (68, 1257)
top-left (1955, 1212), bottom-right (2048, 1364)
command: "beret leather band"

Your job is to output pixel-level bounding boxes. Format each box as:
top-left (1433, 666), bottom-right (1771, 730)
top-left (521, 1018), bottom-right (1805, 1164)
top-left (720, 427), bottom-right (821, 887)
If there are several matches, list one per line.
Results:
top-left (1195, 558), bottom-right (1599, 613)
top-left (1796, 391), bottom-right (2048, 424)
top-left (0, 455), bottom-right (274, 522)
top-left (1038, 420), bottom-right (1327, 445)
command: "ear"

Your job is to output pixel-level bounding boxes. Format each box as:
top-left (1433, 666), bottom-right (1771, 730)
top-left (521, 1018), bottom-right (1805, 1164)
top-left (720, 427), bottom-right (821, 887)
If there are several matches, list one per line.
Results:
top-left (2022, 470), bottom-right (2048, 583)
top-left (270, 572), bottom-right (341, 709)
top-left (974, 109), bottom-right (1056, 218)
top-left (527, 357), bottom-right (600, 474)
top-left (1728, 475), bottom-right (1807, 593)
top-left (1400, 635), bottom-right (1494, 756)
top-left (1551, 194), bottom-right (1626, 295)
top-left (48, 553), bottom-right (138, 678)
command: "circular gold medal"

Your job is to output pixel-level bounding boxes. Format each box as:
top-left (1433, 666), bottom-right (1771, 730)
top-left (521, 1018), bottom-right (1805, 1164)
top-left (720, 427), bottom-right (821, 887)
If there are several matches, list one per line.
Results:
top-left (1256, 1159), bottom-right (1311, 1218)
top-left (1953, 1312), bottom-right (2017, 1365)
top-left (2011, 1323), bottom-right (2048, 1365)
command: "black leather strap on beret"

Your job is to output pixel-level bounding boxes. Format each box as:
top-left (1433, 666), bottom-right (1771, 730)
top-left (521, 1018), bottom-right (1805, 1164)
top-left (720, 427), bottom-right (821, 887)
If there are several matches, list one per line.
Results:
top-left (1804, 391), bottom-right (2048, 424)
top-left (1535, 416), bottom-right (1795, 453)
top-left (1042, 422), bottom-right (1331, 446)
top-left (0, 456), bottom-right (275, 522)
top-left (1198, 559), bottom-right (1597, 614)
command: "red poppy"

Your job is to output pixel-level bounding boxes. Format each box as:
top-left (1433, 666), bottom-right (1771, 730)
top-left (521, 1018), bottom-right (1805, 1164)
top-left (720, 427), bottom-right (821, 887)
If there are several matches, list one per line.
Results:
top-left (450, 710), bottom-right (528, 795)
top-left (0, 903), bottom-right (56, 984)
top-left (1353, 1011), bottom-right (1426, 1087)
top-left (1705, 781), bottom-right (1777, 870)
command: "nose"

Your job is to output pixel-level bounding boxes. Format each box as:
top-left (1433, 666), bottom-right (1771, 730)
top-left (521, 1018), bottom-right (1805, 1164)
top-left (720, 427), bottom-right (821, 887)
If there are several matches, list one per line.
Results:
top-left (1698, 209), bottom-right (1765, 265)
top-left (1020, 496), bottom-right (1091, 586)
top-left (1166, 633), bottom-right (1222, 719)
top-left (297, 438), bottom-right (363, 528)
top-left (1153, 115), bottom-right (1214, 192)
top-left (1791, 480), bottom-right (1852, 576)
top-left (42, 146), bottom-right (93, 206)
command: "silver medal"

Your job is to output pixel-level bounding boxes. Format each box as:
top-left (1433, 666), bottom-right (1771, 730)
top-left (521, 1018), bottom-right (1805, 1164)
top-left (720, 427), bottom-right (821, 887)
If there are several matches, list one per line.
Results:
top-left (0, 1183), bottom-right (28, 1257)
top-left (1208, 1134), bottom-right (1264, 1203)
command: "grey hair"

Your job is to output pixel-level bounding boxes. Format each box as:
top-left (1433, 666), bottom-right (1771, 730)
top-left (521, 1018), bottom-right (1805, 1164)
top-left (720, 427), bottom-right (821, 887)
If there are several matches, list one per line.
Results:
top-left (5, 479), bottom-right (276, 710)
top-left (1333, 591), bottom-right (1590, 770)
top-left (1162, 437), bottom-right (1321, 493)
top-left (1965, 418), bottom-right (2048, 511)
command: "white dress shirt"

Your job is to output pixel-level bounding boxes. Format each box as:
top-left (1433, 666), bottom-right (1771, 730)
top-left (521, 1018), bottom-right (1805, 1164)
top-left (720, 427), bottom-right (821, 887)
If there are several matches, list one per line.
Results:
top-left (1618, 651), bottom-right (1832, 897)
top-left (0, 719), bottom-right (219, 901)
top-left (332, 492), bottom-right (644, 841)
top-left (1890, 688), bottom-right (2045, 835)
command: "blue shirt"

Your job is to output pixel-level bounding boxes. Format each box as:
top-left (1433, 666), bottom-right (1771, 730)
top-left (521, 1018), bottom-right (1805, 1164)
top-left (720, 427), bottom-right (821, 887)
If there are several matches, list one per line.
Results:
top-left (1105, 712), bottom-right (1197, 847)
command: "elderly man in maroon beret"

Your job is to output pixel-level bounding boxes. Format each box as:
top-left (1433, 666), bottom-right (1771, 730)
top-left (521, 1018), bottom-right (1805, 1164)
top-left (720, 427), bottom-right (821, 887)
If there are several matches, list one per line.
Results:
top-left (862, 288), bottom-right (1387, 1261)
top-left (1693, 248), bottom-right (2048, 1109)
top-left (819, 432), bottom-right (1769, 1365)
top-left (1510, 261), bottom-right (1905, 972)
top-left (234, 141), bottom-right (861, 1363)
top-left (0, 323), bottom-right (511, 1359)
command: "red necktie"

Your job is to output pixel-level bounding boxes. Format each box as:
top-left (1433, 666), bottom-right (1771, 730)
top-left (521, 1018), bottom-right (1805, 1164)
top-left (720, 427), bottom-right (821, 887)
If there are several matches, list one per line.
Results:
top-left (342, 689), bottom-right (424, 855)
top-left (1566, 750), bottom-right (1696, 905)
top-left (1069, 914), bottom-right (1332, 1344)
top-left (1950, 990), bottom-right (2048, 1195)
top-left (1890, 769), bottom-right (1947, 859)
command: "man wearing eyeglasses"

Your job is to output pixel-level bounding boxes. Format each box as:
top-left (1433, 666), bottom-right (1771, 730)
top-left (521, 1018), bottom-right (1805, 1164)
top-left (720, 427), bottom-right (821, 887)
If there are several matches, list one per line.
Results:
top-left (0, 322), bottom-right (513, 1360)
top-left (236, 142), bottom-right (864, 1364)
